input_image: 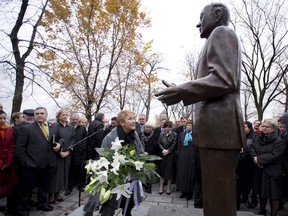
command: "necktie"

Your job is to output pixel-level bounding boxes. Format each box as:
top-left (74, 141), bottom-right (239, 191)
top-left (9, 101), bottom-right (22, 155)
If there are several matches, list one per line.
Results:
top-left (40, 123), bottom-right (49, 140)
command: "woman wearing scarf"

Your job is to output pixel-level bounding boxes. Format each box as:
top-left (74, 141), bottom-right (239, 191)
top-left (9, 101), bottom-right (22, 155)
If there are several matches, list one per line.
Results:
top-left (141, 122), bottom-right (159, 193)
top-left (176, 120), bottom-right (195, 200)
top-left (158, 120), bottom-right (177, 195)
top-left (83, 110), bottom-right (144, 216)
top-left (0, 111), bottom-right (17, 202)
top-left (249, 118), bottom-right (284, 216)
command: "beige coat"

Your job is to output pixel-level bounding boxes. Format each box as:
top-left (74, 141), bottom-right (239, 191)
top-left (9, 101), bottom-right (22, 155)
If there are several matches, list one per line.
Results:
top-left (178, 26), bottom-right (245, 149)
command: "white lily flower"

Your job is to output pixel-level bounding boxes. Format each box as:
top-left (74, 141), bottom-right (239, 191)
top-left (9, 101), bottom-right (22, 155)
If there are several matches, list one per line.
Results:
top-left (133, 161), bottom-right (144, 171)
top-left (113, 152), bottom-right (128, 164)
top-left (85, 160), bottom-right (92, 173)
top-left (111, 166), bottom-right (119, 175)
top-left (90, 160), bottom-right (98, 173)
top-left (111, 137), bottom-right (124, 151)
top-left (111, 183), bottom-right (132, 200)
top-left (97, 157), bottom-right (110, 170)
top-left (111, 159), bottom-right (120, 175)
top-left (97, 170), bottom-right (109, 184)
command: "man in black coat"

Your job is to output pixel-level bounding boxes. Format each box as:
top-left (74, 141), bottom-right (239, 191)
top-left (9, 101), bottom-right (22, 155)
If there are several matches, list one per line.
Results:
top-left (103, 116), bottom-right (118, 137)
top-left (65, 113), bottom-right (88, 196)
top-left (278, 113), bottom-right (288, 209)
top-left (15, 107), bottom-right (63, 216)
top-left (87, 112), bottom-right (105, 160)
top-left (135, 114), bottom-right (146, 137)
top-left (173, 116), bottom-right (188, 135)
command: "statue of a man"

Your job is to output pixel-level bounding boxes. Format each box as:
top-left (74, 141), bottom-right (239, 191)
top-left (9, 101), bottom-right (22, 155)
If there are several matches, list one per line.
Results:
top-left (156, 3), bottom-right (245, 216)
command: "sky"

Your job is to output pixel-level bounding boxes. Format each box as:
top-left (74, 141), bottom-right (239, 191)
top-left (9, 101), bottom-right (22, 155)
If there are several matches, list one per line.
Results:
top-left (0, 0), bottom-right (229, 121)
top-left (141, 0), bottom-right (223, 81)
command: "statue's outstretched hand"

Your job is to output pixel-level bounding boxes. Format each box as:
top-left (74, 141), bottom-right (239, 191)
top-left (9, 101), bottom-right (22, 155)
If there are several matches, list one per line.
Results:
top-left (155, 80), bottom-right (181, 106)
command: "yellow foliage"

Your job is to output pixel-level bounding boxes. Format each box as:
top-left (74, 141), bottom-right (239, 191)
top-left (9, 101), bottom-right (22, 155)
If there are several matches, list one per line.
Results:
top-left (41, 51), bottom-right (56, 60)
top-left (49, 0), bottom-right (71, 21)
top-left (38, 0), bottom-right (153, 116)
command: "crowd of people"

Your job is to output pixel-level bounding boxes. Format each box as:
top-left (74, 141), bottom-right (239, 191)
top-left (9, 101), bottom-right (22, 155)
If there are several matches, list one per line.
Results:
top-left (236, 116), bottom-right (288, 216)
top-left (0, 100), bottom-right (288, 216)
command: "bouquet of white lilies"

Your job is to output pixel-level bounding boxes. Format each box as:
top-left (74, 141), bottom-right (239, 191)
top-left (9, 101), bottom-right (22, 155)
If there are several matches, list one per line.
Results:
top-left (84, 137), bottom-right (160, 205)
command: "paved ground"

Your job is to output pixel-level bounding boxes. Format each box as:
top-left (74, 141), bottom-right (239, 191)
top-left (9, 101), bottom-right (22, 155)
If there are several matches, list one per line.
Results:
top-left (1, 184), bottom-right (288, 215)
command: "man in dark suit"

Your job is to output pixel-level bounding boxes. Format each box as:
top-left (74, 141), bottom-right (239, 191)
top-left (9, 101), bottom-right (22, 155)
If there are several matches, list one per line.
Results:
top-left (135, 114), bottom-right (146, 136)
top-left (103, 116), bottom-right (118, 137)
top-left (87, 112), bottom-right (105, 160)
top-left (65, 113), bottom-right (88, 196)
top-left (156, 3), bottom-right (245, 216)
top-left (15, 107), bottom-right (62, 216)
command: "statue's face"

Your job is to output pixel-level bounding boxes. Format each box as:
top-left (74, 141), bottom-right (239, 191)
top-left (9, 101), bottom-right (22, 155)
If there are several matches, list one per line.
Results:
top-left (196, 5), bottom-right (216, 39)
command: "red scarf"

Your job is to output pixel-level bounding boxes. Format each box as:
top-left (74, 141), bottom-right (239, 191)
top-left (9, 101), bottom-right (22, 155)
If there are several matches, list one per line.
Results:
top-left (0, 124), bottom-right (8, 140)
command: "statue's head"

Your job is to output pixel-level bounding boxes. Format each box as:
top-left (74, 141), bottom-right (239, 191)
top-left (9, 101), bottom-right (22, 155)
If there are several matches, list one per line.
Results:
top-left (196, 3), bottom-right (230, 39)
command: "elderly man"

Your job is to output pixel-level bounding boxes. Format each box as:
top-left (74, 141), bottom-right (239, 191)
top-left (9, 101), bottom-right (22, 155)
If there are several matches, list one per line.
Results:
top-left (136, 114), bottom-right (146, 136)
top-left (23, 109), bottom-right (35, 123)
top-left (65, 113), bottom-right (88, 196)
top-left (156, 3), bottom-right (245, 216)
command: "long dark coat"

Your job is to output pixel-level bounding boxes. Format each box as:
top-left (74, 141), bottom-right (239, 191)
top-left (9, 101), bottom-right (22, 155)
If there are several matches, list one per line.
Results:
top-left (141, 131), bottom-right (159, 155)
top-left (157, 131), bottom-right (177, 179)
top-left (236, 130), bottom-right (255, 197)
top-left (71, 124), bottom-right (87, 165)
top-left (48, 122), bottom-right (75, 193)
top-left (249, 132), bottom-right (284, 199)
top-left (176, 131), bottom-right (196, 193)
top-left (87, 118), bottom-right (104, 159)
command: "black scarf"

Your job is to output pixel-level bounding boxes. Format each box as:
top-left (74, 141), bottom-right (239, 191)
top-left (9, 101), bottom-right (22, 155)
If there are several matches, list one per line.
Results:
top-left (141, 131), bottom-right (154, 143)
top-left (117, 126), bottom-right (136, 146)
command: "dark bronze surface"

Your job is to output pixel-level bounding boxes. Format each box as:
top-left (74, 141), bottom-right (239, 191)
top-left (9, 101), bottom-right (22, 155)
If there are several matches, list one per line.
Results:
top-left (156, 3), bottom-right (245, 216)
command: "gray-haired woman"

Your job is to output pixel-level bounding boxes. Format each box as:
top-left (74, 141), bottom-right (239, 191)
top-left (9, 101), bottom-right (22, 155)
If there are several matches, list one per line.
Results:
top-left (249, 118), bottom-right (284, 216)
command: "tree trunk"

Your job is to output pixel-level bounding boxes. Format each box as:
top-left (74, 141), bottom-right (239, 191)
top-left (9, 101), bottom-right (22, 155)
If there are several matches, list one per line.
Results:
top-left (285, 83), bottom-right (288, 113)
top-left (11, 63), bottom-right (25, 114)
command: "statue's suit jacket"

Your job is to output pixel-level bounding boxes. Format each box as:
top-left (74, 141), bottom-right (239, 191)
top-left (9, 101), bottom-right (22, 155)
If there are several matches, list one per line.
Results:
top-left (16, 121), bottom-right (62, 168)
top-left (178, 26), bottom-right (245, 149)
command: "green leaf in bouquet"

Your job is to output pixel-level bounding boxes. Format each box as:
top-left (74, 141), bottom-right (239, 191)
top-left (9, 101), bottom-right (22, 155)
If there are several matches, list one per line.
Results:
top-left (142, 155), bottom-right (162, 161)
top-left (127, 144), bottom-right (136, 153)
top-left (96, 147), bottom-right (114, 158)
top-left (144, 162), bottom-right (157, 169)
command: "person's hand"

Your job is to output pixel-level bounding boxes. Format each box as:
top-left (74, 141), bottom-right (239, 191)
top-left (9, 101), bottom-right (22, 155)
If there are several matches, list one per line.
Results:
top-left (60, 150), bottom-right (70, 158)
top-left (162, 149), bottom-right (169, 156)
top-left (155, 80), bottom-right (181, 106)
top-left (253, 157), bottom-right (257, 164)
top-left (253, 157), bottom-right (263, 168)
top-left (53, 143), bottom-right (61, 152)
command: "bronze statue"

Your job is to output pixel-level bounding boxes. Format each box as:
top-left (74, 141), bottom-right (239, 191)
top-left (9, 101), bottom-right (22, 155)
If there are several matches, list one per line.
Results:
top-left (155, 3), bottom-right (245, 216)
